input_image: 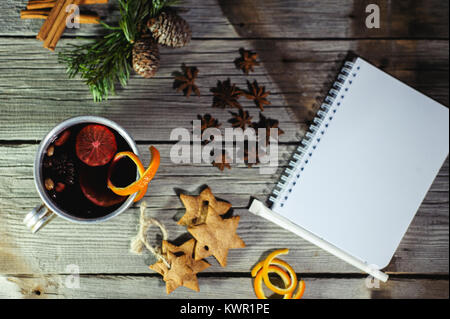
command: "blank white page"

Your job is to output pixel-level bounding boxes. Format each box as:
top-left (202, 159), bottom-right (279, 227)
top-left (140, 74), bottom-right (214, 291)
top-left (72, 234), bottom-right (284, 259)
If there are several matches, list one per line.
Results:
top-left (273, 58), bottom-right (449, 269)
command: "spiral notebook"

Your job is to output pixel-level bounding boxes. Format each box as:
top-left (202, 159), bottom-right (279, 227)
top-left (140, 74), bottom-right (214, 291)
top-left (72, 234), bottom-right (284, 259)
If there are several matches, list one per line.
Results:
top-left (250, 57), bottom-right (449, 281)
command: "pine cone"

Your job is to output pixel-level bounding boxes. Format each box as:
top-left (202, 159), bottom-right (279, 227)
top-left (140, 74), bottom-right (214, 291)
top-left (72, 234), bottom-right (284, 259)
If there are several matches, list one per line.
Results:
top-left (132, 37), bottom-right (160, 78)
top-left (147, 11), bottom-right (192, 48)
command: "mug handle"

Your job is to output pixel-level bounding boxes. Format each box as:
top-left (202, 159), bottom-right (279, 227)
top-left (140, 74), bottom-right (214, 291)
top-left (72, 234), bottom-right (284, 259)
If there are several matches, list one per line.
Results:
top-left (23, 204), bottom-right (55, 234)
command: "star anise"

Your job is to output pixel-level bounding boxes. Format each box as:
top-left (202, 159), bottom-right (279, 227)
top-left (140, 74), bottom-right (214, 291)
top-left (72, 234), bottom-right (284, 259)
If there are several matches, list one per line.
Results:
top-left (228, 109), bottom-right (253, 129)
top-left (252, 113), bottom-right (285, 145)
top-left (197, 114), bottom-right (221, 133)
top-left (244, 80), bottom-right (271, 111)
top-left (173, 64), bottom-right (200, 97)
top-left (194, 114), bottom-right (221, 144)
top-left (212, 151), bottom-right (232, 171)
top-left (211, 79), bottom-right (243, 109)
top-left (234, 48), bottom-right (260, 74)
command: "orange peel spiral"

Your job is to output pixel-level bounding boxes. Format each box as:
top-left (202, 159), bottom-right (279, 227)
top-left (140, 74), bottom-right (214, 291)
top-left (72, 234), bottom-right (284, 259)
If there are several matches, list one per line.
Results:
top-left (253, 265), bottom-right (293, 299)
top-left (107, 146), bottom-right (160, 202)
top-left (251, 249), bottom-right (305, 300)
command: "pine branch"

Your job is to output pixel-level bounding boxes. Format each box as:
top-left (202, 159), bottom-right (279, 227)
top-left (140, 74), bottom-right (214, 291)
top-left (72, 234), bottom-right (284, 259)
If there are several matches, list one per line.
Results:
top-left (59, 31), bottom-right (133, 102)
top-left (58, 0), bottom-right (179, 102)
top-left (149, 0), bottom-right (180, 17)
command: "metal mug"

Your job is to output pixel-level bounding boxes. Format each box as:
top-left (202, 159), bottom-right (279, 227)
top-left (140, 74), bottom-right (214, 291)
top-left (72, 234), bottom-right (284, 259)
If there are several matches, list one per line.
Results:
top-left (23, 116), bottom-right (139, 233)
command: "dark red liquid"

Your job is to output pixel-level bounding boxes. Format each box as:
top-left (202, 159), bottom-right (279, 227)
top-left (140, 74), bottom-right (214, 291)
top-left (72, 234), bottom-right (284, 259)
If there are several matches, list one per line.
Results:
top-left (42, 123), bottom-right (137, 219)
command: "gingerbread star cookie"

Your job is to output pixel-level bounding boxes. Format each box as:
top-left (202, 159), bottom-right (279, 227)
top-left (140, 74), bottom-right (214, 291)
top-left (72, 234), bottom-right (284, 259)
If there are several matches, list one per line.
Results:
top-left (188, 206), bottom-right (246, 267)
top-left (149, 239), bottom-right (210, 294)
top-left (178, 187), bottom-right (232, 227)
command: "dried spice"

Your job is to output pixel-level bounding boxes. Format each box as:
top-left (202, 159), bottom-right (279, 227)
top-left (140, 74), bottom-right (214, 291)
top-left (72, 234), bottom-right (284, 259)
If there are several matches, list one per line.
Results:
top-left (212, 151), bottom-right (232, 171)
top-left (244, 80), bottom-right (271, 111)
top-left (149, 239), bottom-right (210, 294)
top-left (178, 187), bottom-right (232, 227)
top-left (43, 153), bottom-right (76, 186)
top-left (46, 145), bottom-right (55, 157)
top-left (173, 65), bottom-right (201, 97)
top-left (234, 48), bottom-right (260, 75)
top-left (196, 114), bottom-right (222, 133)
top-left (21, 9), bottom-right (100, 24)
top-left (35, 0), bottom-right (84, 51)
top-left (55, 182), bottom-right (66, 193)
top-left (252, 113), bottom-right (285, 145)
top-left (188, 206), bottom-right (246, 267)
top-left (211, 79), bottom-right (243, 109)
top-left (228, 109), bottom-right (253, 130)
top-left (25, 0), bottom-right (108, 10)
top-left (194, 114), bottom-right (221, 145)
top-left (54, 130), bottom-right (71, 147)
top-left (44, 178), bottom-right (55, 191)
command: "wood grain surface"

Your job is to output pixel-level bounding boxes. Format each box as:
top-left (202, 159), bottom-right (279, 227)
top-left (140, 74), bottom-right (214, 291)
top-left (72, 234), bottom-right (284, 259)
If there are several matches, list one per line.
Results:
top-left (0, 0), bottom-right (448, 299)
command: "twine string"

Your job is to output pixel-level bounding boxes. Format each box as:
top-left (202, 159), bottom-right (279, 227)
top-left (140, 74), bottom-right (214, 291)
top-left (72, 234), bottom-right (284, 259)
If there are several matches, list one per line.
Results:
top-left (130, 201), bottom-right (170, 268)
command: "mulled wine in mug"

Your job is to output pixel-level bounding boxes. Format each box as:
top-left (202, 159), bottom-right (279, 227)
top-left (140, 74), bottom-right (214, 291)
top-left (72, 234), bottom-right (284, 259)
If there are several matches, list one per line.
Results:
top-left (24, 116), bottom-right (139, 233)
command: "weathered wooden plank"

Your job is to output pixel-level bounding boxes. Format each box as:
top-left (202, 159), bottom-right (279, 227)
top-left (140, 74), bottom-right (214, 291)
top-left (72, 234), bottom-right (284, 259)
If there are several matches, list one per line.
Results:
top-left (0, 144), bottom-right (447, 275)
top-left (1, 0), bottom-right (237, 38)
top-left (2, 0), bottom-right (448, 39)
top-left (0, 37), bottom-right (297, 142)
top-left (239, 39), bottom-right (450, 121)
top-left (1, 0), bottom-right (448, 300)
top-left (0, 275), bottom-right (448, 299)
top-left (1, 204), bottom-right (447, 275)
top-left (1, 38), bottom-right (448, 141)
top-left (0, 144), bottom-right (448, 199)
top-left (221, 0), bottom-right (450, 39)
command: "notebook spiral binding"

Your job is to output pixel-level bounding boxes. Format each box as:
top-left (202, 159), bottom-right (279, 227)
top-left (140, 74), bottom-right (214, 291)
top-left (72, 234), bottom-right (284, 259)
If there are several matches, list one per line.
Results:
top-left (269, 60), bottom-right (357, 206)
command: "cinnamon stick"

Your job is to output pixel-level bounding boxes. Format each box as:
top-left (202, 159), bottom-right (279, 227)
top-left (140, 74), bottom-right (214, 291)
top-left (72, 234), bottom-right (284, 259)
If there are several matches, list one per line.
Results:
top-left (36, 0), bottom-right (65, 41)
top-left (27, 0), bottom-right (108, 10)
top-left (43, 0), bottom-right (72, 47)
top-left (21, 9), bottom-right (51, 19)
top-left (33, 0), bottom-right (106, 51)
top-left (44, 0), bottom-right (79, 51)
top-left (21, 10), bottom-right (100, 24)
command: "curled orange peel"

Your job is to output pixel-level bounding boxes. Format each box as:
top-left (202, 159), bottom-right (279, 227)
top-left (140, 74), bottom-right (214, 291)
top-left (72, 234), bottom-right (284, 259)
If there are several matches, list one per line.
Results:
top-left (292, 280), bottom-right (306, 299)
top-left (253, 265), bottom-right (293, 299)
top-left (107, 146), bottom-right (160, 202)
top-left (251, 249), bottom-right (305, 300)
top-left (262, 249), bottom-right (297, 295)
top-left (251, 258), bottom-right (293, 278)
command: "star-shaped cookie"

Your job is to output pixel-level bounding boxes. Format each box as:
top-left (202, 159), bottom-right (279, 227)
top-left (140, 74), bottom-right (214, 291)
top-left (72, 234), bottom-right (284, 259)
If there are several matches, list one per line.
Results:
top-left (178, 187), bottom-right (232, 227)
top-left (149, 239), bottom-right (210, 294)
top-left (188, 206), bottom-right (246, 267)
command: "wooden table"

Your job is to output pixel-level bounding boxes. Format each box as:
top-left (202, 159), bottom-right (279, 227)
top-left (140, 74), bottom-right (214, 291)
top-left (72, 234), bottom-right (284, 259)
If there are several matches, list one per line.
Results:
top-left (0, 0), bottom-right (448, 299)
